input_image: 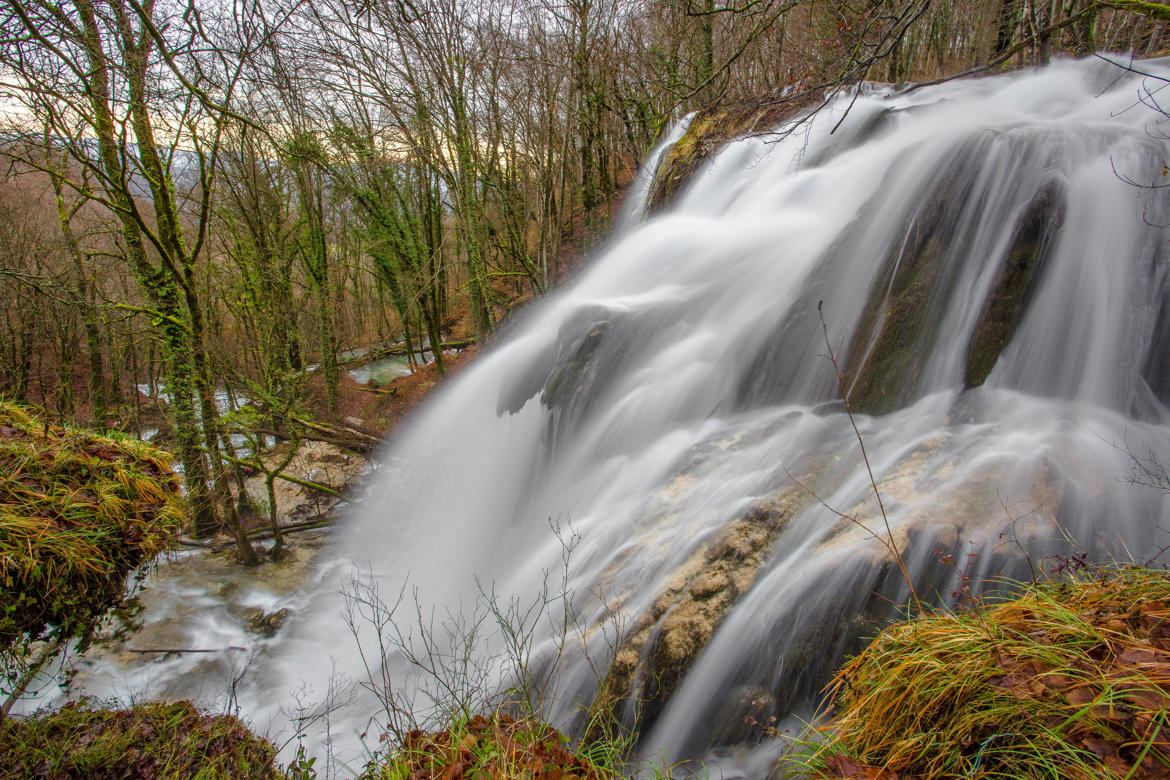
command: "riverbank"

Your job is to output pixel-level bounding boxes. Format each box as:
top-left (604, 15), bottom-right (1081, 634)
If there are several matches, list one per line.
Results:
top-left (12, 564), bottom-right (1170, 779)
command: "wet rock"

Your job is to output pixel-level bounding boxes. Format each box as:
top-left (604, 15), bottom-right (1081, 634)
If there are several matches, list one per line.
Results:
top-left (587, 481), bottom-right (814, 737)
top-left (531, 303), bottom-right (689, 446)
top-left (842, 148), bottom-right (986, 414)
top-left (964, 178), bottom-right (1066, 388)
top-left (243, 441), bottom-right (363, 525)
top-left (647, 95), bottom-right (825, 213)
top-left (1143, 270), bottom-right (1170, 398)
top-left (712, 685), bottom-right (778, 744)
top-left (542, 317), bottom-right (615, 412)
top-left (585, 423), bottom-right (1070, 746)
top-left (818, 435), bottom-right (1063, 559)
top-left (243, 607), bottom-right (289, 638)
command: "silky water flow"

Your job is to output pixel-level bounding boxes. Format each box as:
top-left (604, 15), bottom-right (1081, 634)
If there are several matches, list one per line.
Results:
top-left (36, 56), bottom-right (1170, 777)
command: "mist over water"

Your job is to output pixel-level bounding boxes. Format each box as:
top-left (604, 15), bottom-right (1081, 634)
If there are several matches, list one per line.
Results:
top-left (39, 56), bottom-right (1170, 775)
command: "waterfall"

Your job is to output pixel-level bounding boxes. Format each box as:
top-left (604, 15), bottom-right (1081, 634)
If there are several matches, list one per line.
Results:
top-left (42, 56), bottom-right (1170, 776)
top-left (618, 112), bottom-right (696, 230)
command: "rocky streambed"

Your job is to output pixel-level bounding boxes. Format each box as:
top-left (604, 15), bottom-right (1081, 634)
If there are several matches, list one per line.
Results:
top-left (16, 440), bottom-right (367, 721)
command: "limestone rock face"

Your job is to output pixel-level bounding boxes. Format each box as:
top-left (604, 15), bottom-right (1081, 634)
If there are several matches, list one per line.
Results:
top-left (581, 413), bottom-right (1068, 740)
top-left (243, 440), bottom-right (364, 523)
top-left (590, 489), bottom-right (804, 735)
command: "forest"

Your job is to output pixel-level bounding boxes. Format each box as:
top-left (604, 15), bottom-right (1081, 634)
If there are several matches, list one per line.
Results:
top-left (2, 0), bottom-right (1166, 548)
top-left (6, 0), bottom-right (1170, 777)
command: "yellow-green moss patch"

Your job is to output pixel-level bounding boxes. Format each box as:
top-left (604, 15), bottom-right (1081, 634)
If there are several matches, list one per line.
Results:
top-left (0, 401), bottom-right (186, 650)
top-left (0, 699), bottom-right (279, 779)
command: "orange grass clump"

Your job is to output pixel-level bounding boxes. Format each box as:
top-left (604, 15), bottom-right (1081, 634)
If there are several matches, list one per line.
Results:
top-left (793, 569), bottom-right (1170, 779)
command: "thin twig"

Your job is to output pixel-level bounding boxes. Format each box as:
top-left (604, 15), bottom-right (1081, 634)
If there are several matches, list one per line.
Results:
top-left (127, 646), bottom-right (248, 654)
top-left (783, 465), bottom-right (904, 566)
top-left (818, 301), bottom-right (922, 612)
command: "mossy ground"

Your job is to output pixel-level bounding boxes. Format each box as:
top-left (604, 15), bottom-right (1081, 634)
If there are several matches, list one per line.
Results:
top-left (0, 401), bottom-right (185, 651)
top-left (787, 568), bottom-right (1170, 779)
top-left (0, 699), bottom-right (279, 779)
top-left (359, 713), bottom-right (620, 780)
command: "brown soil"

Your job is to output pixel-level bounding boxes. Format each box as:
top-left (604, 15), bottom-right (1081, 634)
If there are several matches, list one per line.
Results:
top-left (322, 345), bottom-right (482, 438)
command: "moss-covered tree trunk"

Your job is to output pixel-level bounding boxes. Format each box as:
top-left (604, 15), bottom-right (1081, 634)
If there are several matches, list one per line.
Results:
top-left (71, 0), bottom-right (219, 537)
top-left (45, 155), bottom-right (106, 427)
top-left (291, 147), bottom-right (339, 415)
top-left (116, 8), bottom-right (260, 564)
top-left (220, 131), bottom-right (301, 428)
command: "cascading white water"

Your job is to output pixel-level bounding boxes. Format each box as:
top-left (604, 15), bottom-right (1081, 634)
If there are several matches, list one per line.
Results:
top-left (37, 55), bottom-right (1170, 776)
top-left (618, 111), bottom-right (696, 229)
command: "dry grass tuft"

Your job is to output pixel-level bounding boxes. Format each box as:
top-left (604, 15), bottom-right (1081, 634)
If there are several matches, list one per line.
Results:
top-left (790, 569), bottom-right (1170, 779)
top-left (0, 401), bottom-right (186, 651)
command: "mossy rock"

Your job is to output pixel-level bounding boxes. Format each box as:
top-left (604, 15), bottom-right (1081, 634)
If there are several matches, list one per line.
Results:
top-left (647, 93), bottom-right (825, 213)
top-left (842, 145), bottom-right (1066, 414)
top-left (542, 319), bottom-right (615, 412)
top-left (0, 699), bottom-right (279, 779)
top-left (586, 478), bottom-right (815, 739)
top-left (964, 178), bottom-right (1066, 388)
top-left (842, 159), bottom-right (977, 414)
top-left (0, 402), bottom-right (186, 652)
top-left (587, 424), bottom-right (1065, 752)
top-left (1142, 270), bottom-right (1170, 409)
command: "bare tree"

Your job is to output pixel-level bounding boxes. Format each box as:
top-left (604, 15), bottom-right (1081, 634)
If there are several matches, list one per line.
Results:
top-left (0, 0), bottom-right (263, 561)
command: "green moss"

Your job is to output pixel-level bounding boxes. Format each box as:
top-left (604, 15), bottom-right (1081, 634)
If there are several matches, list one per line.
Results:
top-left (836, 139), bottom-right (1069, 414)
top-left (647, 94), bottom-right (824, 212)
top-left (843, 175), bottom-right (963, 414)
top-left (841, 156), bottom-right (1068, 414)
top-left (0, 401), bottom-right (186, 653)
top-left (964, 181), bottom-right (1065, 388)
top-left (0, 699), bottom-right (279, 779)
top-left (845, 232), bottom-right (947, 415)
top-left (1110, 0), bottom-right (1170, 24)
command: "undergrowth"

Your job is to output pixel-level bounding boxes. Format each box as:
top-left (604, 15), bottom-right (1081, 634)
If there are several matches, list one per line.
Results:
top-left (0, 400), bottom-right (186, 714)
top-left (0, 401), bottom-right (185, 650)
top-left (0, 698), bottom-right (280, 779)
top-left (358, 713), bottom-right (619, 780)
top-left (785, 567), bottom-right (1170, 779)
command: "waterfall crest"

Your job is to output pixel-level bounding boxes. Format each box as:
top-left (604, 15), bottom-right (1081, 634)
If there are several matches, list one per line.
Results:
top-left (619, 112), bottom-right (696, 230)
top-left (51, 56), bottom-right (1170, 775)
top-left (295, 56), bottom-right (1170, 768)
